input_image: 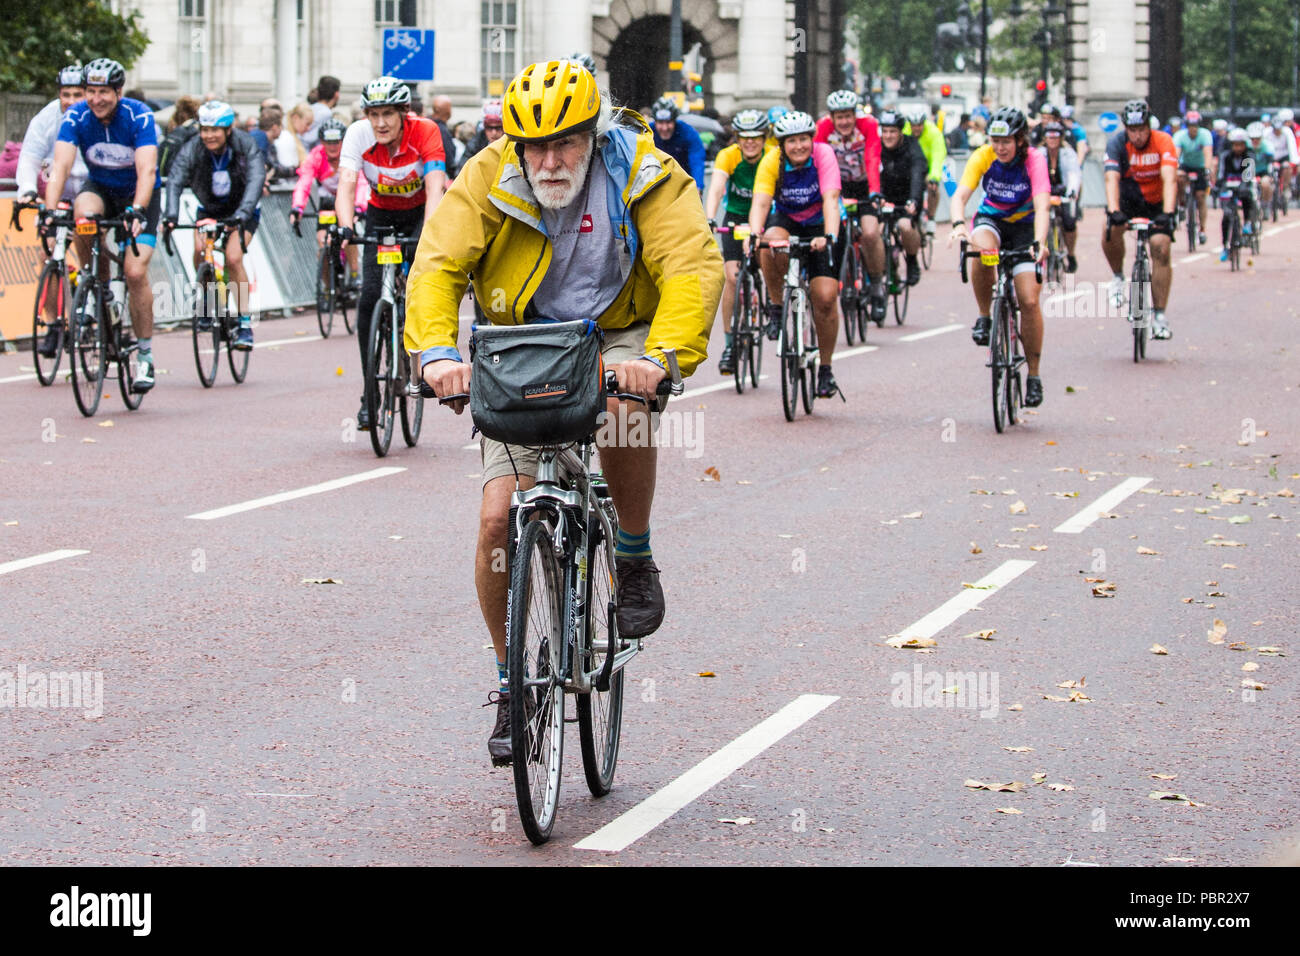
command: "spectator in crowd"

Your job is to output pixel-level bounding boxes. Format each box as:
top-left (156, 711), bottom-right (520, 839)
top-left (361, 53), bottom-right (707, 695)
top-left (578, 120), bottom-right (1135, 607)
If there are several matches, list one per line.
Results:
top-left (972, 96), bottom-right (992, 123)
top-left (159, 95), bottom-right (201, 181)
top-left (281, 102), bottom-right (313, 169)
top-left (429, 93), bottom-right (458, 177)
top-left (410, 93), bottom-right (425, 117)
top-left (968, 115), bottom-right (987, 149)
top-left (254, 107), bottom-right (297, 185)
top-left (947, 113), bottom-right (972, 151)
top-left (306, 75), bottom-right (341, 148)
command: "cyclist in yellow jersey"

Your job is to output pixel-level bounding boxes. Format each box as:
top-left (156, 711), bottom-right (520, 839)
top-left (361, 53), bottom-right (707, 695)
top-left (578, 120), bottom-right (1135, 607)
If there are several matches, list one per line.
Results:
top-left (705, 109), bottom-right (772, 374)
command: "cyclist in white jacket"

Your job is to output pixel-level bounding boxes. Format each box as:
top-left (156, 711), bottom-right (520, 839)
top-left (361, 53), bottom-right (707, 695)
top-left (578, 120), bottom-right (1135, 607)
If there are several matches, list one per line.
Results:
top-left (1263, 118), bottom-right (1298, 200)
top-left (1040, 122), bottom-right (1082, 272)
top-left (16, 66), bottom-right (89, 204)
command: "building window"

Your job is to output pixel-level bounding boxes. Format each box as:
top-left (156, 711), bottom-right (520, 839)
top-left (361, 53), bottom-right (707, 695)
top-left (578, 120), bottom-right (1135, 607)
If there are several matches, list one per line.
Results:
top-left (481, 2), bottom-right (518, 98)
top-left (375, 0), bottom-right (418, 74)
top-left (178, 0), bottom-right (208, 96)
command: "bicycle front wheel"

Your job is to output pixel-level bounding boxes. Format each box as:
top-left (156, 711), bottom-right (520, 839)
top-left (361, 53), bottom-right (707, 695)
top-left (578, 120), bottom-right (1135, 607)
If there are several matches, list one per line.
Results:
top-left (990, 294), bottom-right (1008, 434)
top-left (730, 272), bottom-right (748, 394)
top-left (225, 289), bottom-right (250, 384)
top-left (839, 243), bottom-right (858, 346)
top-left (366, 299), bottom-right (395, 457)
top-left (70, 280), bottom-right (107, 417)
top-left (577, 508), bottom-right (623, 796)
top-left (33, 261), bottom-right (69, 386)
top-left (749, 274), bottom-right (764, 388)
top-left (509, 518), bottom-right (566, 845)
top-left (1186, 192), bottom-right (1197, 249)
top-left (1132, 256), bottom-right (1150, 363)
top-left (192, 263), bottom-right (221, 387)
top-left (800, 295), bottom-right (818, 415)
top-left (399, 346), bottom-right (423, 446)
top-left (921, 227), bottom-right (934, 270)
top-left (316, 245), bottom-right (335, 338)
top-left (779, 291), bottom-right (799, 422)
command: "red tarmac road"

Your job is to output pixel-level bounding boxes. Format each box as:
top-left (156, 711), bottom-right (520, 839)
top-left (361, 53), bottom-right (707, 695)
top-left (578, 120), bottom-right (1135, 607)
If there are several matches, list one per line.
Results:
top-left (0, 213), bottom-right (1296, 865)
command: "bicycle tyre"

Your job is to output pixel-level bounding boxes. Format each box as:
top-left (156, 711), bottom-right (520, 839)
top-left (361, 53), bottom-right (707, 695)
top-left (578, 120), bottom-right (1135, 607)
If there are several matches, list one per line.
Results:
top-left (839, 242), bottom-right (858, 346)
top-left (800, 290), bottom-right (817, 415)
top-left (779, 290), bottom-right (799, 422)
top-left (316, 245), bottom-right (334, 338)
top-left (990, 294), bottom-right (1007, 434)
top-left (33, 261), bottom-right (69, 387)
top-left (1132, 254), bottom-right (1149, 363)
top-left (366, 299), bottom-right (395, 457)
top-left (1230, 216), bottom-right (1241, 272)
top-left (576, 508), bottom-right (623, 796)
top-left (116, 325), bottom-right (143, 410)
top-left (192, 263), bottom-right (221, 387)
top-left (399, 347), bottom-right (424, 447)
top-left (891, 246), bottom-right (908, 324)
top-left (731, 271), bottom-right (747, 394)
top-left (1006, 309), bottom-right (1022, 427)
top-left (1186, 190), bottom-right (1197, 250)
top-left (893, 269), bottom-right (910, 324)
top-left (70, 280), bottom-right (107, 418)
top-left (225, 285), bottom-right (250, 384)
top-left (748, 271), bottom-right (764, 388)
top-left (921, 227), bottom-right (934, 270)
top-left (509, 517), bottom-right (566, 845)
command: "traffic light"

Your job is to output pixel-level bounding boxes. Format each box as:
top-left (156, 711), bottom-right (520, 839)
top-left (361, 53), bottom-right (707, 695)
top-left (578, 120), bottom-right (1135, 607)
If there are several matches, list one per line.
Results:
top-left (1035, 80), bottom-right (1047, 94)
top-left (940, 83), bottom-right (952, 98)
top-left (1030, 79), bottom-right (1047, 114)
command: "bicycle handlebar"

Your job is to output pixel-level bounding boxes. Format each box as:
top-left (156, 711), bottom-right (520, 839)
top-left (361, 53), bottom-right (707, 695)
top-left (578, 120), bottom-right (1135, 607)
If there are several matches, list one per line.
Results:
top-left (959, 240), bottom-right (1042, 285)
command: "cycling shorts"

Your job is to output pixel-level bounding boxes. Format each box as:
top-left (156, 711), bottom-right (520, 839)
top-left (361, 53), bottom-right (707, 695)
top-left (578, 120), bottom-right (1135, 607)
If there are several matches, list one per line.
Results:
top-left (971, 213), bottom-right (1036, 276)
top-left (80, 181), bottom-right (160, 248)
top-left (765, 211), bottom-right (836, 280)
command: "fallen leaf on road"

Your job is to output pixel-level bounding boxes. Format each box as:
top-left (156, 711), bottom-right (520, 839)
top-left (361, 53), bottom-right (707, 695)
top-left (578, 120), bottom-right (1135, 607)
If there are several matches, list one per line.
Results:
top-left (885, 634), bottom-right (938, 649)
top-left (736, 480), bottom-right (752, 485)
top-left (997, 543), bottom-right (1021, 549)
top-left (1032, 772), bottom-right (1047, 783)
top-left (1151, 644), bottom-right (1169, 655)
top-left (1041, 694), bottom-right (1070, 702)
top-left (1228, 515), bottom-right (1251, 525)
top-left (1257, 647), bottom-right (1285, 656)
top-left (961, 629), bottom-right (997, 640)
top-left (1007, 704), bottom-right (1023, 712)
top-left (389, 535), bottom-right (403, 540)
top-left (1164, 857), bottom-right (1196, 863)
top-left (880, 519), bottom-right (899, 525)
top-left (336, 366), bottom-right (343, 376)
top-left (1067, 691), bottom-right (1092, 702)
top-left (994, 807), bottom-right (1023, 814)
top-left (1221, 564), bottom-right (1237, 569)
top-left (902, 511), bottom-right (923, 519)
top-left (81, 438), bottom-right (96, 443)
top-left (1241, 679), bottom-right (1267, 691)
top-left (1047, 783), bottom-right (1075, 791)
top-left (1149, 791), bottom-right (1204, 806)
top-left (965, 780), bottom-right (1025, 792)
top-left (1050, 491), bottom-right (1080, 498)
top-left (1084, 577), bottom-right (1106, 583)
top-left (969, 542), bottom-right (983, 553)
top-left (301, 578), bottom-right (339, 584)
top-left (962, 582), bottom-right (994, 590)
top-left (1242, 662), bottom-right (1260, 672)
top-left (1056, 679), bottom-right (1086, 688)
top-left (701, 466), bottom-right (721, 482)
top-left (818, 827), bottom-right (834, 833)
top-left (717, 817), bottom-right (754, 825)
top-left (1137, 546), bottom-right (1160, 555)
top-left (1003, 746), bottom-right (1034, 753)
top-left (1030, 545), bottom-right (1047, 551)
top-left (1091, 582), bottom-right (1116, 597)
top-left (1150, 774), bottom-right (1177, 780)
top-left (1277, 488), bottom-right (1295, 497)
top-left (1207, 619), bottom-right (1227, 644)
top-left (97, 420), bottom-right (114, 427)
top-left (696, 672), bottom-right (716, 678)
top-left (1009, 500), bottom-right (1027, 514)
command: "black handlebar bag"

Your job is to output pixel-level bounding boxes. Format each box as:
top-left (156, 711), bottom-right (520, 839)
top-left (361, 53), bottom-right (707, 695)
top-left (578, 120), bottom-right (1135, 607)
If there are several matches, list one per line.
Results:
top-left (470, 319), bottom-right (606, 445)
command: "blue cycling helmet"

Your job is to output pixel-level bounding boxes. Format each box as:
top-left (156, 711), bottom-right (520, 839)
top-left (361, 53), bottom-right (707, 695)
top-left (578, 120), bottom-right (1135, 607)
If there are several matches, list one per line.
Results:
top-left (767, 105), bottom-right (788, 126)
top-left (197, 101), bottom-right (236, 129)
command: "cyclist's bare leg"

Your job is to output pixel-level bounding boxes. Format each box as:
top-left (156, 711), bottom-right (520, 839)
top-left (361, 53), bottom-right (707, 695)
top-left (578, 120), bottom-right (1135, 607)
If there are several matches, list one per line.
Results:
top-left (122, 242), bottom-right (155, 338)
top-left (1176, 170), bottom-right (1188, 209)
top-left (758, 225), bottom-right (790, 304)
top-left (1260, 177), bottom-right (1273, 207)
top-left (1149, 233), bottom-right (1172, 311)
top-left (720, 259), bottom-right (739, 327)
top-left (926, 181), bottom-right (939, 220)
top-left (970, 228), bottom-right (999, 316)
top-left (223, 233), bottom-right (251, 315)
top-left (1014, 270), bottom-right (1044, 377)
top-left (478, 473), bottom-right (537, 661)
top-left (897, 218), bottom-right (921, 256)
top-left (1196, 185), bottom-right (1209, 226)
top-left (1101, 222), bottom-right (1127, 275)
top-left (810, 275), bottom-right (839, 366)
top-left (1064, 227), bottom-right (1078, 256)
top-left (597, 396), bottom-right (656, 538)
top-left (860, 214), bottom-right (884, 276)
top-left (72, 191), bottom-right (108, 282)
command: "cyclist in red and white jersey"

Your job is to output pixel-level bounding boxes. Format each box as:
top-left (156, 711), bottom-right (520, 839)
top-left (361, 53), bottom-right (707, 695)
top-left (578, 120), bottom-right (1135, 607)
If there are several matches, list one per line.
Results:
top-left (334, 76), bottom-right (446, 429)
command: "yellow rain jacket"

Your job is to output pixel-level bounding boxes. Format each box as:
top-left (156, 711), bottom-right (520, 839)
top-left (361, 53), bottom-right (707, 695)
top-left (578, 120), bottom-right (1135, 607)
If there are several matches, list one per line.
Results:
top-left (405, 110), bottom-right (722, 377)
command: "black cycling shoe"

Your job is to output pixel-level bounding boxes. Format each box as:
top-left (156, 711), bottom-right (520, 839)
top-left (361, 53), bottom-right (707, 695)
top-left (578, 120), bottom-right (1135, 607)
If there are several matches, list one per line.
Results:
top-left (717, 345), bottom-right (735, 375)
top-left (356, 402), bottom-right (371, 431)
top-left (1066, 254), bottom-right (1078, 273)
top-left (870, 288), bottom-right (887, 323)
top-left (37, 321), bottom-right (64, 358)
top-left (485, 690), bottom-right (512, 766)
top-left (1024, 376), bottom-right (1044, 407)
top-left (763, 305), bottom-right (782, 341)
top-left (971, 316), bottom-right (991, 346)
top-left (905, 255), bottom-right (921, 286)
top-left (815, 365), bottom-right (840, 399)
top-left (616, 557), bottom-right (665, 639)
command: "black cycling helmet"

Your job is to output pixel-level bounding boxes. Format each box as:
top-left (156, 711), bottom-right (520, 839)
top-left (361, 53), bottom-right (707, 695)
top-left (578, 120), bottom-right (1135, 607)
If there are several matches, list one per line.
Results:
top-left (83, 58), bottom-right (125, 89)
top-left (1122, 98), bottom-right (1150, 128)
top-left (58, 65), bottom-right (85, 88)
top-left (987, 107), bottom-right (1027, 138)
top-left (1040, 103), bottom-right (1061, 118)
top-left (319, 118), bottom-right (347, 143)
top-left (876, 109), bottom-right (903, 130)
top-left (569, 53), bottom-right (597, 78)
top-left (652, 96), bottom-right (680, 122)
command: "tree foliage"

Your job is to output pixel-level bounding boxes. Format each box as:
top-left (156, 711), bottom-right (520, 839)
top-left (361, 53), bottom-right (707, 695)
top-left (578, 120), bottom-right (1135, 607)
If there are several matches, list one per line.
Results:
top-left (1184, 0), bottom-right (1299, 110)
top-left (849, 0), bottom-right (960, 92)
top-left (0, 2), bottom-right (149, 95)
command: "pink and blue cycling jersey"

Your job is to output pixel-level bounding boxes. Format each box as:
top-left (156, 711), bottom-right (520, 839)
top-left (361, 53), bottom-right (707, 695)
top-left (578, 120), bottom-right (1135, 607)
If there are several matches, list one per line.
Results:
top-left (753, 141), bottom-right (842, 225)
top-left (959, 144), bottom-right (1050, 223)
top-left (292, 143), bottom-right (370, 213)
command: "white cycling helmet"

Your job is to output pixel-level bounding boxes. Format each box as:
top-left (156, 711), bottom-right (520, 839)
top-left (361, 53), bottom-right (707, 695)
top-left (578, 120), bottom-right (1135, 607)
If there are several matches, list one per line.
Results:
top-left (361, 75), bottom-right (411, 108)
top-left (1280, 108), bottom-right (1295, 122)
top-left (771, 110), bottom-right (816, 139)
top-left (1246, 122), bottom-right (1265, 139)
top-left (826, 89), bottom-right (859, 113)
top-left (1229, 128), bottom-right (1248, 143)
top-left (1213, 118), bottom-right (1228, 131)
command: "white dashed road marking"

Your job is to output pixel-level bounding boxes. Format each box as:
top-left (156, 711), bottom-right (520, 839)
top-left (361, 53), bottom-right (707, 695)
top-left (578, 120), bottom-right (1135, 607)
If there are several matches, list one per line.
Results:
top-left (1053, 476), bottom-right (1153, 533)
top-left (0, 549), bottom-right (90, 577)
top-left (896, 559), bottom-right (1036, 642)
top-left (187, 466), bottom-right (406, 520)
top-left (899, 323), bottom-right (964, 341)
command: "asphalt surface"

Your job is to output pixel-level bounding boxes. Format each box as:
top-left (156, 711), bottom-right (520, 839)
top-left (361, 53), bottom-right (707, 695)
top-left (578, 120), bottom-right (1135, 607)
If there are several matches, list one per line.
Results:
top-left (1, 212), bottom-right (1297, 866)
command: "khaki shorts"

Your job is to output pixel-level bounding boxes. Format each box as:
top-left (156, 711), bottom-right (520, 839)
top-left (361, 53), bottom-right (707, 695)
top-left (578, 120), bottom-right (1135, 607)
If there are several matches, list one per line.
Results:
top-left (479, 321), bottom-right (650, 486)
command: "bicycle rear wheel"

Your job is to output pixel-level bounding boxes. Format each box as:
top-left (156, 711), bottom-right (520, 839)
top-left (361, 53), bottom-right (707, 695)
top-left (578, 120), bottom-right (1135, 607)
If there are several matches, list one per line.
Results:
top-left (366, 300), bottom-right (396, 457)
top-left (1006, 312), bottom-right (1023, 427)
top-left (316, 245), bottom-right (335, 338)
top-left (779, 291), bottom-right (799, 422)
top-left (1186, 191), bottom-right (1197, 249)
top-left (990, 294), bottom-right (1008, 434)
top-left (839, 243), bottom-right (858, 346)
top-left (891, 246), bottom-right (908, 324)
top-left (70, 281), bottom-right (107, 417)
top-left (399, 346), bottom-right (424, 446)
top-left (116, 327), bottom-right (143, 410)
top-left (509, 518), bottom-right (566, 845)
top-left (921, 227), bottom-right (934, 269)
top-left (577, 508), bottom-right (623, 796)
top-left (225, 286), bottom-right (250, 384)
top-left (33, 262), bottom-right (69, 386)
top-left (192, 263), bottom-right (221, 387)
top-left (800, 295), bottom-right (817, 415)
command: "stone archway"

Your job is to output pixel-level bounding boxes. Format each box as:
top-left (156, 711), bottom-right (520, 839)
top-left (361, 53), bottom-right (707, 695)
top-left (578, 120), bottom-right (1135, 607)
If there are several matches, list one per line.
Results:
top-left (593, 0), bottom-right (738, 113)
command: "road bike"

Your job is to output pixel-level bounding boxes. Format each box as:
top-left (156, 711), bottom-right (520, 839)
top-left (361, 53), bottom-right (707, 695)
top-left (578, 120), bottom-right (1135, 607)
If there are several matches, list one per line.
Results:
top-left (65, 215), bottom-right (147, 417)
top-left (1044, 194), bottom-right (1068, 285)
top-left (163, 218), bottom-right (250, 387)
top-left (874, 198), bottom-right (910, 325)
top-left (333, 227), bottom-right (423, 457)
top-left (716, 224), bottom-right (765, 393)
top-left (1219, 181), bottom-right (1245, 274)
top-left (756, 237), bottom-right (822, 421)
top-left (428, 352), bottom-right (684, 845)
top-left (836, 200), bottom-right (868, 345)
top-left (918, 205), bottom-right (935, 270)
top-left (12, 200), bottom-right (75, 387)
top-left (294, 205), bottom-right (356, 339)
top-left (960, 240), bottom-right (1039, 433)
top-left (1269, 162), bottom-right (1287, 220)
top-left (1181, 169), bottom-right (1202, 249)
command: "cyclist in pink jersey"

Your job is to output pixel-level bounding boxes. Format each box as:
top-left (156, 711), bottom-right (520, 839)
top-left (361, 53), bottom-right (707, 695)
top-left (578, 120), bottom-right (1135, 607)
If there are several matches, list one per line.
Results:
top-left (289, 118), bottom-right (367, 281)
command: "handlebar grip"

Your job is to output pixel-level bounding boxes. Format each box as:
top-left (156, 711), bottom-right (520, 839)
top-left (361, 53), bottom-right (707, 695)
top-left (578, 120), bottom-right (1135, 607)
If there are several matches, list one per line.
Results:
top-left (163, 226), bottom-right (175, 257)
top-left (959, 239), bottom-right (969, 284)
top-left (437, 391), bottom-right (469, 405)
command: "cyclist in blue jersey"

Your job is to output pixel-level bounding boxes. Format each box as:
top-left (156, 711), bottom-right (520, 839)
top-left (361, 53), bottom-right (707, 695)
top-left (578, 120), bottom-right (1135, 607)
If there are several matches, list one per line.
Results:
top-left (45, 58), bottom-right (162, 392)
top-left (651, 97), bottom-right (706, 196)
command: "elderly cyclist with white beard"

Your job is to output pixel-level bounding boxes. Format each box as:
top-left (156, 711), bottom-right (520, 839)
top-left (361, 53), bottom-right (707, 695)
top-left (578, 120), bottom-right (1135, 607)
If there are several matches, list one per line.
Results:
top-left (405, 60), bottom-right (723, 764)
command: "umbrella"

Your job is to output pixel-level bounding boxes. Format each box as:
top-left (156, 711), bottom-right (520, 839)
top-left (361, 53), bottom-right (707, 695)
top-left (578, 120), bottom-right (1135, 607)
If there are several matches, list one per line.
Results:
top-left (679, 113), bottom-right (725, 136)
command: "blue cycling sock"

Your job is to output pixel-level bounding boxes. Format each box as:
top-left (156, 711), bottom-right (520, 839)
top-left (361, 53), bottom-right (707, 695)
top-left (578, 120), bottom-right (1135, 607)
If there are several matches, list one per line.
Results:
top-left (496, 659), bottom-right (507, 687)
top-left (615, 527), bottom-right (652, 560)
top-left (137, 337), bottom-right (152, 354)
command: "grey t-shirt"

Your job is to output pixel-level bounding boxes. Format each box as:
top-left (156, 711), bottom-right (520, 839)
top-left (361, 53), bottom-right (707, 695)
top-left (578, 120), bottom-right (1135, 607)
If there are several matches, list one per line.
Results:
top-left (531, 155), bottom-right (626, 322)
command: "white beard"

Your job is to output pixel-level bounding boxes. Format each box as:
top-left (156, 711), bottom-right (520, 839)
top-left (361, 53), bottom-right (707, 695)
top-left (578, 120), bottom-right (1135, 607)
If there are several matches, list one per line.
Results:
top-left (527, 141), bottom-right (594, 210)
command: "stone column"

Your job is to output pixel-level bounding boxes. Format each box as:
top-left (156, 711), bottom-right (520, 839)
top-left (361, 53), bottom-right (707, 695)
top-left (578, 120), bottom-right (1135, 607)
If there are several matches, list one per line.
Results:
top-left (737, 0), bottom-right (789, 109)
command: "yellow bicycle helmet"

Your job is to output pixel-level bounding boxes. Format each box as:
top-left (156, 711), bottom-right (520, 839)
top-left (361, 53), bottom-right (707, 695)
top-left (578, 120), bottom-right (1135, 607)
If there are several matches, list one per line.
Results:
top-left (503, 60), bottom-right (600, 143)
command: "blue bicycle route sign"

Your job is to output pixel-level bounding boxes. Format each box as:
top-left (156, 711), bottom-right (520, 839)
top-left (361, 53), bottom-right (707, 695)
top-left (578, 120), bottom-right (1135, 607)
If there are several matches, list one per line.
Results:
top-left (382, 29), bottom-right (435, 82)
